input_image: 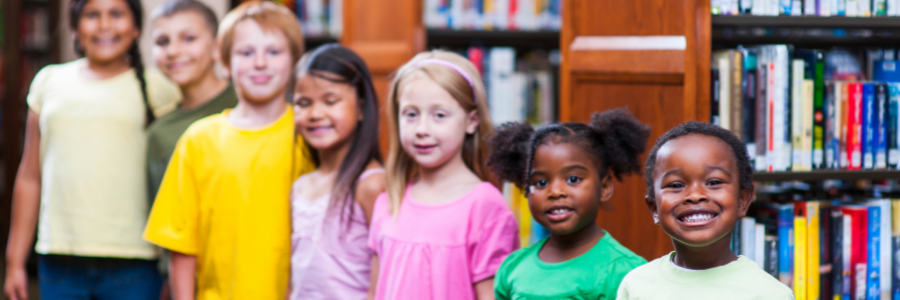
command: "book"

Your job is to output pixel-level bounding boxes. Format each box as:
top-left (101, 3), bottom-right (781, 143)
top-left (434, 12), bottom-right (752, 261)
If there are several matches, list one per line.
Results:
top-left (757, 54), bottom-right (770, 171)
top-left (744, 49), bottom-right (759, 162)
top-left (814, 51), bottom-right (826, 169)
top-left (893, 236), bottom-right (900, 300)
top-left (866, 204), bottom-right (881, 300)
top-left (826, 82), bottom-right (838, 168)
top-left (715, 51), bottom-right (734, 131)
top-left (820, 203), bottom-right (834, 299)
top-left (796, 215), bottom-right (809, 299)
top-left (833, 206), bottom-right (845, 300)
top-left (844, 213), bottom-right (853, 299)
top-left (842, 82), bottom-right (852, 169)
top-left (756, 223), bottom-right (766, 269)
top-left (778, 203), bottom-right (795, 285)
top-left (793, 58), bottom-right (808, 171)
top-left (841, 206), bottom-right (869, 300)
top-left (877, 83), bottom-right (889, 169)
top-left (808, 201), bottom-right (821, 300)
top-left (712, 68), bottom-right (721, 126)
top-left (766, 235), bottom-right (779, 277)
top-left (733, 216), bottom-right (743, 255)
top-left (774, 45), bottom-right (792, 171)
top-left (849, 82), bottom-right (864, 170)
top-left (742, 216), bottom-right (757, 262)
top-left (879, 200), bottom-right (892, 299)
top-left (732, 51), bottom-right (745, 137)
top-left (876, 0), bottom-right (888, 15)
top-left (803, 79), bottom-right (816, 171)
top-left (889, 83), bottom-right (900, 168)
top-left (863, 83), bottom-right (876, 170)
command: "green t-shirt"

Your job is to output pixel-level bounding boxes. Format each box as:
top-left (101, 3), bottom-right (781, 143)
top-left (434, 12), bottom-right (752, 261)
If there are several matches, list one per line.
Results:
top-left (146, 84), bottom-right (237, 202)
top-left (494, 231), bottom-right (647, 300)
top-left (616, 252), bottom-right (795, 300)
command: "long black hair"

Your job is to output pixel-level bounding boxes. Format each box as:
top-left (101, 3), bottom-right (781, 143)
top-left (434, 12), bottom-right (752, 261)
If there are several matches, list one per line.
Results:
top-left (487, 108), bottom-right (651, 195)
top-left (70, 0), bottom-right (153, 126)
top-left (297, 44), bottom-right (382, 226)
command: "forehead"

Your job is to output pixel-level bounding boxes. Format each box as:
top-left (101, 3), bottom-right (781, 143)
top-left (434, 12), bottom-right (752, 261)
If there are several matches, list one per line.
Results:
top-left (83, 0), bottom-right (131, 11)
top-left (153, 11), bottom-right (208, 30)
top-left (532, 142), bottom-right (599, 172)
top-left (654, 134), bottom-right (736, 173)
top-left (296, 74), bottom-right (352, 94)
top-left (231, 19), bottom-right (288, 46)
top-left (398, 75), bottom-right (461, 109)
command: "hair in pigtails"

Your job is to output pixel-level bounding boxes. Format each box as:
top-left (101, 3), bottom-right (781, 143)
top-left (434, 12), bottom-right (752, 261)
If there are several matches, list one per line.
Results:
top-left (128, 43), bottom-right (154, 126)
top-left (586, 109), bottom-right (650, 181)
top-left (486, 122), bottom-right (534, 188)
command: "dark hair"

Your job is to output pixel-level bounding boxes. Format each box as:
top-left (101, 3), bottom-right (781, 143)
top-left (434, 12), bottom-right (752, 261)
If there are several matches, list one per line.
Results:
top-left (297, 44), bottom-right (382, 226)
top-left (150, 0), bottom-right (219, 35)
top-left (488, 108), bottom-right (651, 195)
top-left (70, 0), bottom-right (153, 126)
top-left (643, 121), bottom-right (753, 201)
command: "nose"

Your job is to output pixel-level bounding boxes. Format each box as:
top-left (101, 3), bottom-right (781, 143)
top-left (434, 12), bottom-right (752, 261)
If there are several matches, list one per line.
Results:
top-left (165, 40), bottom-right (181, 58)
top-left (682, 182), bottom-right (709, 204)
top-left (308, 102), bottom-right (325, 120)
top-left (414, 116), bottom-right (430, 138)
top-left (547, 180), bottom-right (567, 200)
top-left (254, 51), bottom-right (267, 69)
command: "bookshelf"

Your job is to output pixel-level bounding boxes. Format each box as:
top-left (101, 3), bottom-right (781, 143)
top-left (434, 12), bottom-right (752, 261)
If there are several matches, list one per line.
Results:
top-left (426, 29), bottom-right (559, 50)
top-left (714, 15), bottom-right (900, 46)
top-left (753, 170), bottom-right (900, 181)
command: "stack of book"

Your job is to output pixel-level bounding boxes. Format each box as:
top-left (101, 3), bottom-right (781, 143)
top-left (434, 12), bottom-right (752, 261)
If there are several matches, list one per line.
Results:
top-left (712, 0), bottom-right (900, 16)
top-left (739, 199), bottom-right (900, 300)
top-left (712, 46), bottom-right (900, 172)
top-left (465, 47), bottom-right (557, 128)
top-left (424, 0), bottom-right (562, 31)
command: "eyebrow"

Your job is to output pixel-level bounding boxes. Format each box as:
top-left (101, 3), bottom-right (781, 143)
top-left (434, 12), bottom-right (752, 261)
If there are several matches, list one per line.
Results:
top-left (660, 168), bottom-right (682, 178)
top-left (706, 166), bottom-right (732, 176)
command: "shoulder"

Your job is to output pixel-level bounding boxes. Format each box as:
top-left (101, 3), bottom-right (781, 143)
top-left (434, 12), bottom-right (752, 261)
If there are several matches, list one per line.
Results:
top-left (468, 182), bottom-right (516, 223)
top-left (602, 234), bottom-right (649, 267)
top-left (177, 113), bottom-right (227, 145)
top-left (143, 68), bottom-right (182, 117)
top-left (620, 253), bottom-right (666, 284)
top-left (495, 241), bottom-right (538, 279)
top-left (733, 257), bottom-right (794, 298)
top-left (357, 168), bottom-right (386, 197)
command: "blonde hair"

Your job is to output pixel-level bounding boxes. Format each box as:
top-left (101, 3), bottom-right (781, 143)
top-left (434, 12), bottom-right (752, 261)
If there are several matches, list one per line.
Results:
top-left (217, 1), bottom-right (304, 68)
top-left (385, 50), bottom-right (494, 215)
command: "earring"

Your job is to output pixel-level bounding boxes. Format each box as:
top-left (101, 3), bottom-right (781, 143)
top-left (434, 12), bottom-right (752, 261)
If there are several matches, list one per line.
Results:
top-left (653, 214), bottom-right (659, 224)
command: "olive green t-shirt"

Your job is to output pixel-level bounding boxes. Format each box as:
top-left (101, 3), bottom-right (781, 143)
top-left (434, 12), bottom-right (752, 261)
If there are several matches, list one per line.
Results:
top-left (494, 231), bottom-right (647, 299)
top-left (146, 84), bottom-right (237, 202)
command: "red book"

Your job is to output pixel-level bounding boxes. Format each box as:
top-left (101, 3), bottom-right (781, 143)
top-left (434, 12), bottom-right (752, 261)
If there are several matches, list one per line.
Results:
top-left (848, 83), bottom-right (863, 170)
top-left (840, 206), bottom-right (868, 300)
top-left (466, 47), bottom-right (484, 75)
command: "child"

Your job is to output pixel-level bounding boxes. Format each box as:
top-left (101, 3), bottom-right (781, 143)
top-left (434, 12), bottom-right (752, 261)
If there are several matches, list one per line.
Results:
top-left (488, 108), bottom-right (651, 299)
top-left (4, 0), bottom-right (180, 299)
top-left (143, 2), bottom-right (312, 299)
top-left (617, 121), bottom-right (794, 299)
top-left (289, 44), bottom-right (384, 299)
top-left (147, 0), bottom-right (236, 204)
top-left (367, 50), bottom-right (519, 300)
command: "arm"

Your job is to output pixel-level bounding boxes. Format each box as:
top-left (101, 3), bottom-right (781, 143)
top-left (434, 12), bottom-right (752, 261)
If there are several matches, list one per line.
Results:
top-left (4, 111), bottom-right (42, 300)
top-left (474, 277), bottom-right (496, 300)
top-left (169, 251), bottom-right (196, 300)
top-left (354, 172), bottom-right (385, 226)
top-left (367, 254), bottom-right (379, 300)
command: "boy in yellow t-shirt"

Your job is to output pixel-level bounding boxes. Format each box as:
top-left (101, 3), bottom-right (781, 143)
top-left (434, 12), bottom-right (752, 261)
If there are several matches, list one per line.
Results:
top-left (143, 2), bottom-right (311, 299)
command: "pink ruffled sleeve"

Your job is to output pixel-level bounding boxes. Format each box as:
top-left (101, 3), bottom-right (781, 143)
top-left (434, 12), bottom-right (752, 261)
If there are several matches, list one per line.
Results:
top-left (468, 203), bottom-right (520, 282)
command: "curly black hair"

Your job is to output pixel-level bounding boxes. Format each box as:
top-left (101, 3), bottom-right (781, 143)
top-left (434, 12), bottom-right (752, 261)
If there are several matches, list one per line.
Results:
top-left (487, 108), bottom-right (651, 194)
top-left (643, 121), bottom-right (753, 201)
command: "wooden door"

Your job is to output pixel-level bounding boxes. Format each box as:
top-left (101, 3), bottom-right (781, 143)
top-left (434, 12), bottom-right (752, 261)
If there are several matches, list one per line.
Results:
top-left (341, 0), bottom-right (425, 154)
top-left (560, 0), bottom-right (711, 260)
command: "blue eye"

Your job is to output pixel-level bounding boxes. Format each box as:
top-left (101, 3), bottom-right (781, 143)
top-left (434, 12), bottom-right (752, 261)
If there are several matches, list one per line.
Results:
top-left (435, 112), bottom-right (446, 119)
top-left (405, 111), bottom-right (417, 118)
top-left (184, 36), bottom-right (196, 42)
top-left (268, 50), bottom-right (280, 56)
top-left (534, 179), bottom-right (548, 188)
top-left (566, 176), bottom-right (581, 184)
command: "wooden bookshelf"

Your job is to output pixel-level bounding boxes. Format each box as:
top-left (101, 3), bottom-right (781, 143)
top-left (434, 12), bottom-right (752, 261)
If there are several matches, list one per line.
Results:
top-left (713, 15), bottom-right (900, 27)
top-left (753, 170), bottom-right (900, 181)
top-left (713, 15), bottom-right (900, 46)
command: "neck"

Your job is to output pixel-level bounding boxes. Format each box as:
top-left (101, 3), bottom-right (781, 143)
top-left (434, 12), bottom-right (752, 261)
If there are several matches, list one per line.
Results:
top-left (671, 230), bottom-right (738, 270)
top-left (417, 151), bottom-right (475, 187)
top-left (316, 136), bottom-right (354, 175)
top-left (229, 93), bottom-right (287, 128)
top-left (83, 57), bottom-right (132, 80)
top-left (547, 223), bottom-right (603, 251)
top-left (180, 71), bottom-right (229, 110)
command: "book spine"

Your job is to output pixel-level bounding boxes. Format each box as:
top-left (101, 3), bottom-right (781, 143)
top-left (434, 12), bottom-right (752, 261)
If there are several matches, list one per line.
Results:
top-left (833, 208), bottom-right (845, 300)
top-left (733, 51), bottom-right (744, 138)
top-left (844, 213), bottom-right (853, 299)
top-left (797, 216), bottom-right (809, 299)
top-left (893, 236), bottom-right (900, 300)
top-left (889, 83), bottom-right (899, 169)
top-left (803, 80), bottom-right (816, 171)
top-left (866, 205), bottom-right (881, 300)
top-left (712, 68), bottom-right (721, 126)
top-left (766, 236), bottom-right (779, 277)
top-left (793, 59), bottom-right (807, 171)
top-left (745, 51), bottom-right (758, 163)
top-left (849, 208), bottom-right (869, 300)
top-left (806, 0), bottom-right (818, 13)
top-left (821, 204), bottom-right (833, 300)
top-left (782, 0), bottom-right (794, 13)
top-left (769, 60), bottom-right (778, 172)
top-left (875, 0), bottom-right (887, 14)
top-left (850, 83), bottom-right (864, 170)
top-left (742, 217), bottom-right (757, 261)
top-left (733, 217), bottom-right (742, 255)
top-left (877, 83), bottom-right (889, 169)
top-left (720, 57), bottom-right (732, 131)
top-left (814, 52), bottom-right (826, 169)
top-left (847, 0), bottom-right (859, 16)
top-left (808, 202), bottom-right (821, 300)
top-left (842, 82), bottom-right (851, 168)
top-left (864, 83), bottom-right (876, 170)
top-left (757, 53), bottom-right (770, 171)
top-left (826, 82), bottom-right (837, 169)
top-left (780, 46), bottom-right (793, 171)
top-left (779, 204), bottom-right (795, 285)
top-left (880, 200), bottom-right (891, 299)
top-left (755, 223), bottom-right (766, 269)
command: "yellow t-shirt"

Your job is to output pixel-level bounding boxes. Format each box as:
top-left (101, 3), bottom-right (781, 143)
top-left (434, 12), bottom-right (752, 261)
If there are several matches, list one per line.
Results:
top-left (144, 106), bottom-right (314, 300)
top-left (27, 58), bottom-right (180, 258)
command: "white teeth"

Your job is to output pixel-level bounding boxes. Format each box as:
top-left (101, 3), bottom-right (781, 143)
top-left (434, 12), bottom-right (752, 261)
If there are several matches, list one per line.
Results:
top-left (550, 208), bottom-right (572, 215)
top-left (682, 213), bottom-right (714, 222)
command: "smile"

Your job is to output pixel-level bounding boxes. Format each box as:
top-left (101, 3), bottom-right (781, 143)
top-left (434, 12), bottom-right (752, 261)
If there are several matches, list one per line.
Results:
top-left (414, 144), bottom-right (436, 154)
top-left (677, 211), bottom-right (719, 226)
top-left (545, 206), bottom-right (575, 222)
top-left (250, 75), bottom-right (272, 84)
top-left (306, 126), bottom-right (333, 135)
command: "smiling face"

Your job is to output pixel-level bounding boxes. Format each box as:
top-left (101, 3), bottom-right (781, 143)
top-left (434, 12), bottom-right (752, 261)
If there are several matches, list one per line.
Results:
top-left (293, 72), bottom-right (360, 150)
top-left (528, 142), bottom-right (611, 236)
top-left (647, 134), bottom-right (753, 249)
top-left (397, 76), bottom-right (479, 170)
top-left (77, 0), bottom-right (140, 64)
top-left (228, 19), bottom-right (294, 104)
top-left (151, 11), bottom-right (218, 86)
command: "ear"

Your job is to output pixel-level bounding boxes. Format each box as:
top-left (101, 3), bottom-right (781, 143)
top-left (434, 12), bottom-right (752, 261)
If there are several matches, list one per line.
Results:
top-left (645, 195), bottom-right (660, 225)
top-left (736, 183), bottom-right (756, 217)
top-left (465, 110), bottom-right (480, 135)
top-left (599, 175), bottom-right (615, 203)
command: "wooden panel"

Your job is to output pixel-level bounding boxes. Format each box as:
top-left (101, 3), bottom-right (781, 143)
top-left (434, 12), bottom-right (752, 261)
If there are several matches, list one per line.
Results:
top-left (561, 0), bottom-right (711, 260)
top-left (341, 0), bottom-right (424, 155)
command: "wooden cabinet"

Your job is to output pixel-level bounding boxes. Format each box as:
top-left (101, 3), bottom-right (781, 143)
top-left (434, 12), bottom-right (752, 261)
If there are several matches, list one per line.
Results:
top-left (560, 0), bottom-right (711, 259)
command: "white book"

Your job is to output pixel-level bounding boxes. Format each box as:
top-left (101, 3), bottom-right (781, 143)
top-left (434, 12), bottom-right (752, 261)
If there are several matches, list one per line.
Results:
top-left (792, 0), bottom-right (804, 14)
top-left (792, 59), bottom-right (806, 171)
top-left (494, 0), bottom-right (511, 30)
top-left (805, 0), bottom-right (818, 14)
top-left (741, 217), bottom-right (757, 261)
top-left (450, 0), bottom-right (465, 29)
top-left (843, 214), bottom-right (852, 293)
top-left (328, 0), bottom-right (342, 37)
top-left (847, 0), bottom-right (860, 16)
top-left (534, 72), bottom-right (553, 126)
top-left (769, 0), bottom-right (781, 14)
top-left (822, 0), bottom-right (833, 15)
top-left (509, 73), bottom-right (528, 123)
top-left (861, 0), bottom-right (872, 16)
top-left (719, 57), bottom-right (732, 131)
top-left (836, 0), bottom-right (847, 14)
top-left (752, 0), bottom-right (768, 14)
top-left (487, 48), bottom-right (517, 125)
top-left (754, 223), bottom-right (766, 269)
top-left (834, 82), bottom-right (845, 168)
top-left (802, 80), bottom-right (815, 171)
top-left (424, 0), bottom-right (449, 29)
top-left (880, 200), bottom-right (892, 299)
top-left (743, 0), bottom-right (755, 12)
top-left (513, 0), bottom-right (538, 30)
top-left (774, 46), bottom-right (792, 171)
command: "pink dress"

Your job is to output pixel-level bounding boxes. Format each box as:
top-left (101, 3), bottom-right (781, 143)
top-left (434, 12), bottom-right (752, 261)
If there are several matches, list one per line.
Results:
top-left (368, 182), bottom-right (519, 300)
top-left (290, 169), bottom-right (383, 300)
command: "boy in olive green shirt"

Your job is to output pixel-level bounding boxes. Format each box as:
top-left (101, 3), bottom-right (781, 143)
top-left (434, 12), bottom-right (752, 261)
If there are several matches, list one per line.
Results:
top-left (620, 122), bottom-right (794, 300)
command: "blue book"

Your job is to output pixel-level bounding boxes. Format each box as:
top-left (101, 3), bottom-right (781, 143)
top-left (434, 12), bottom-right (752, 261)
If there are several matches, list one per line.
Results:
top-left (777, 203), bottom-right (794, 285)
top-left (890, 83), bottom-right (900, 169)
top-left (867, 204), bottom-right (882, 300)
top-left (874, 60), bottom-right (900, 82)
top-left (893, 236), bottom-right (900, 300)
top-left (864, 83), bottom-right (877, 169)
top-left (877, 83), bottom-right (889, 169)
top-left (780, 0), bottom-right (792, 15)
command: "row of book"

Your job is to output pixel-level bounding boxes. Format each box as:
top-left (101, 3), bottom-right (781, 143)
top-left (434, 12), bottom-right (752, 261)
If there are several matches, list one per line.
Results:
top-left (463, 46), bottom-right (558, 128)
top-left (256, 0), bottom-right (342, 38)
top-left (738, 200), bottom-right (900, 300)
top-left (713, 0), bottom-right (900, 16)
top-left (424, 0), bottom-right (562, 31)
top-left (711, 46), bottom-right (900, 172)
top-left (20, 6), bottom-right (49, 51)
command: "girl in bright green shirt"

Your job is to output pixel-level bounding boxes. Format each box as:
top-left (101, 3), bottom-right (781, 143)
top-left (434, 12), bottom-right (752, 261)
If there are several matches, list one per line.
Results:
top-left (487, 109), bottom-right (651, 299)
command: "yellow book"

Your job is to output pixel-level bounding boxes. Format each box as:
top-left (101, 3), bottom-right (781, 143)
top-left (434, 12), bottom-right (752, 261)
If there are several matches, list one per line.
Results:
top-left (510, 184), bottom-right (532, 248)
top-left (795, 216), bottom-right (808, 300)
top-left (892, 199), bottom-right (900, 235)
top-left (807, 202), bottom-right (820, 300)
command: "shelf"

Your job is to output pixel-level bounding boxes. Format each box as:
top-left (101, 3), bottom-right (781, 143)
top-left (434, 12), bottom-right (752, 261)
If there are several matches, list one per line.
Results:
top-left (752, 170), bottom-right (900, 181)
top-left (304, 36), bottom-right (338, 50)
top-left (713, 15), bottom-right (900, 28)
top-left (426, 29), bottom-right (559, 50)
